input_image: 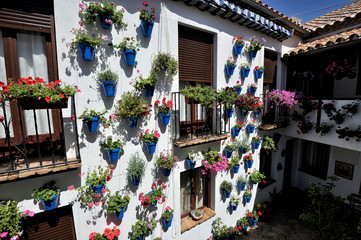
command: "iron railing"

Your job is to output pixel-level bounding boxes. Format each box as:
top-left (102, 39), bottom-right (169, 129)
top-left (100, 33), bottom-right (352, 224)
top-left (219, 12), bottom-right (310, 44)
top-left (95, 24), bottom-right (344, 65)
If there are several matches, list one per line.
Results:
top-left (261, 95), bottom-right (290, 128)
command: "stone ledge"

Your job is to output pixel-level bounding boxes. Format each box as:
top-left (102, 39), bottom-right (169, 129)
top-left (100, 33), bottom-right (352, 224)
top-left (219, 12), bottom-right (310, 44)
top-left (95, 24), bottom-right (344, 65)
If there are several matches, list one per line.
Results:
top-left (181, 207), bottom-right (216, 234)
top-left (174, 134), bottom-right (229, 148)
top-left (258, 124), bottom-right (278, 131)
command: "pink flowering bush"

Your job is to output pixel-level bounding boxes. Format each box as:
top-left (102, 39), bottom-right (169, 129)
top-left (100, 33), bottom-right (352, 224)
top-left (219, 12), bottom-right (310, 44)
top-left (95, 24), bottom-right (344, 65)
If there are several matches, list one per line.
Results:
top-left (139, 1), bottom-right (156, 22)
top-left (201, 150), bottom-right (228, 175)
top-left (138, 180), bottom-right (167, 207)
top-left (266, 89), bottom-right (298, 108)
top-left (324, 57), bottom-right (356, 80)
top-left (155, 150), bottom-right (179, 169)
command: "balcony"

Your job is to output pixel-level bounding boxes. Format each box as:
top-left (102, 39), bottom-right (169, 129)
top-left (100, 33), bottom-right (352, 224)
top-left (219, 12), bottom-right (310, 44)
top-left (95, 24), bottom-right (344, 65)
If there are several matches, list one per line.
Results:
top-left (0, 96), bottom-right (81, 182)
top-left (259, 96), bottom-right (290, 131)
top-left (171, 92), bottom-right (229, 148)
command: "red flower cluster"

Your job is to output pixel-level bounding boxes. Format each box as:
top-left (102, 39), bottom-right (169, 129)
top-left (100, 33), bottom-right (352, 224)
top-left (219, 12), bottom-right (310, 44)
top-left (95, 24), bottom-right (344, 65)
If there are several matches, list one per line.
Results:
top-left (89, 226), bottom-right (120, 240)
top-left (154, 97), bottom-right (173, 114)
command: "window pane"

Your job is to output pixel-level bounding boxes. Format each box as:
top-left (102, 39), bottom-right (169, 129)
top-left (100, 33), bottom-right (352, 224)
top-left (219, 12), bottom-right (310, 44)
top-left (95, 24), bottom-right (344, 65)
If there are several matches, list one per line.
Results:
top-left (180, 171), bottom-right (192, 215)
top-left (302, 140), bottom-right (330, 179)
top-left (195, 169), bottom-right (204, 209)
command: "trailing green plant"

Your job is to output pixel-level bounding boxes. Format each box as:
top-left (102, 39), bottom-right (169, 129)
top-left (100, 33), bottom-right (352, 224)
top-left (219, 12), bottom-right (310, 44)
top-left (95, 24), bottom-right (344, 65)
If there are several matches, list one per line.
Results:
top-left (262, 135), bottom-right (278, 153)
top-left (126, 152), bottom-right (146, 181)
top-left (230, 195), bottom-right (242, 206)
top-left (227, 153), bottom-right (240, 170)
top-left (152, 52), bottom-right (178, 76)
top-left (79, 108), bottom-right (109, 125)
top-left (100, 136), bottom-right (125, 150)
top-left (181, 85), bottom-right (217, 108)
top-left (116, 91), bottom-right (152, 121)
top-left (237, 175), bottom-right (247, 185)
top-left (69, 28), bottom-right (101, 48)
top-left (132, 71), bottom-right (158, 90)
top-left (113, 37), bottom-right (141, 51)
top-left (140, 129), bottom-right (160, 143)
top-left (226, 56), bottom-right (236, 66)
top-left (236, 217), bottom-right (249, 228)
top-left (244, 188), bottom-right (252, 197)
top-left (155, 150), bottom-right (179, 169)
top-left (239, 63), bottom-right (250, 69)
top-left (97, 69), bottom-right (119, 82)
top-left (217, 87), bottom-right (238, 109)
top-left (106, 191), bottom-right (130, 213)
top-left (161, 206), bottom-right (174, 221)
top-left (220, 180), bottom-right (233, 193)
top-left (250, 170), bottom-right (266, 184)
top-left (131, 218), bottom-right (157, 240)
top-left (32, 181), bottom-right (60, 201)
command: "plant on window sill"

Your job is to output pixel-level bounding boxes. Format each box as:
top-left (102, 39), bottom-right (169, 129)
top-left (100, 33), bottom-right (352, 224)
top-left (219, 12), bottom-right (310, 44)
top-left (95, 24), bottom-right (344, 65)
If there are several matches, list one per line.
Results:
top-left (336, 125), bottom-right (361, 141)
top-left (32, 181), bottom-right (60, 210)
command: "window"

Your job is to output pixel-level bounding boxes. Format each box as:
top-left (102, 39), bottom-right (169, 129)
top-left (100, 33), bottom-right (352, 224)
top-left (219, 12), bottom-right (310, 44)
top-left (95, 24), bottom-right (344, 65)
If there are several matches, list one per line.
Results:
top-left (262, 50), bottom-right (278, 124)
top-left (300, 140), bottom-right (330, 179)
top-left (260, 149), bottom-right (272, 182)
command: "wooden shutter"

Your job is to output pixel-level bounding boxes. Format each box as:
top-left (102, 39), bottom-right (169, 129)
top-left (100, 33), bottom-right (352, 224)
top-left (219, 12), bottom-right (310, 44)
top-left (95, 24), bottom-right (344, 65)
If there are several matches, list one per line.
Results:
top-left (178, 25), bottom-right (213, 84)
top-left (0, 0), bottom-right (53, 33)
top-left (264, 50), bottom-right (278, 84)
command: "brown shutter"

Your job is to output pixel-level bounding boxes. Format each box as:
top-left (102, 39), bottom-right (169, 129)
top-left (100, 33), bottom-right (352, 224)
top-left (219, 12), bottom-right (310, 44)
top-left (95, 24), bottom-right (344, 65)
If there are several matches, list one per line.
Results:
top-left (178, 25), bottom-right (213, 84)
top-left (264, 50), bottom-right (278, 84)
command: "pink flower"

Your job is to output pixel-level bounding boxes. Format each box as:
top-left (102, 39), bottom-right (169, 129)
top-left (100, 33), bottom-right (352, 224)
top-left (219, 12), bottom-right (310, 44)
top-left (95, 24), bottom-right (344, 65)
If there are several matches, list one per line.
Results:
top-left (24, 209), bottom-right (30, 214)
top-left (71, 115), bottom-right (76, 121)
top-left (94, 202), bottom-right (100, 207)
top-left (109, 114), bottom-right (117, 120)
top-left (95, 193), bottom-right (101, 198)
top-left (148, 224), bottom-right (153, 229)
top-left (1, 232), bottom-right (8, 238)
top-left (88, 203), bottom-right (93, 208)
top-left (28, 211), bottom-right (35, 217)
top-left (101, 188), bottom-right (107, 193)
top-left (94, 2), bottom-right (99, 5)
top-left (149, 216), bottom-right (153, 221)
top-left (154, 132), bottom-right (160, 138)
top-left (110, 2), bottom-right (114, 5)
top-left (67, 185), bottom-right (74, 191)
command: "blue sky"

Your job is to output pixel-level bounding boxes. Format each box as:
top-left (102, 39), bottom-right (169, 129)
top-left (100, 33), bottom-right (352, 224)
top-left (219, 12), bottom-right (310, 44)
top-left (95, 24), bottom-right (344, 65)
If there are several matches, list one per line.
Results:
top-left (263, 0), bottom-right (355, 23)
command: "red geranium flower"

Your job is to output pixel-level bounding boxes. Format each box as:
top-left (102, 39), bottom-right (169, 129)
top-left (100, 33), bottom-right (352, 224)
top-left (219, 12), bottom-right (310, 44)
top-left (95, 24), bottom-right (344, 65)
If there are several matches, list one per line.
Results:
top-left (106, 175), bottom-right (111, 181)
top-left (59, 93), bottom-right (65, 98)
top-left (104, 228), bottom-right (111, 236)
top-left (89, 232), bottom-right (97, 240)
top-left (45, 96), bottom-right (51, 102)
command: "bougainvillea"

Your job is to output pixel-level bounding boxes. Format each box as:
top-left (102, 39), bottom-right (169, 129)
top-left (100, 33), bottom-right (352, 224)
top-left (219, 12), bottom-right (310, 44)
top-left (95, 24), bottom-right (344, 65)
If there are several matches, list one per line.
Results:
top-left (202, 150), bottom-right (228, 175)
top-left (266, 89), bottom-right (298, 108)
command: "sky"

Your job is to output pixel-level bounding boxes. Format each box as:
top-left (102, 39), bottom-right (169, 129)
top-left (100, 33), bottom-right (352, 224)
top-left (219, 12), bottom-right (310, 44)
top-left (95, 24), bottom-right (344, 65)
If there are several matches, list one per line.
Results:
top-left (262, 0), bottom-right (356, 23)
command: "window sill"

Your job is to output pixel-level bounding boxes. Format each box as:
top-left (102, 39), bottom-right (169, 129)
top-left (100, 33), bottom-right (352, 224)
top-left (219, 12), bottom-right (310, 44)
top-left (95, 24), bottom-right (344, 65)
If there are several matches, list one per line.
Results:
top-left (174, 134), bottom-right (229, 148)
top-left (181, 207), bottom-right (216, 234)
top-left (298, 168), bottom-right (327, 180)
top-left (258, 124), bottom-right (279, 131)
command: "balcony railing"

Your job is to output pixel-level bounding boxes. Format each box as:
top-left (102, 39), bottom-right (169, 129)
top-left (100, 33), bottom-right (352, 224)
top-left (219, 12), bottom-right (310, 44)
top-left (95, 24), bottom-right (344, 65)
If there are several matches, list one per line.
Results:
top-left (172, 92), bottom-right (229, 147)
top-left (0, 96), bottom-right (81, 180)
top-left (259, 95), bottom-right (290, 130)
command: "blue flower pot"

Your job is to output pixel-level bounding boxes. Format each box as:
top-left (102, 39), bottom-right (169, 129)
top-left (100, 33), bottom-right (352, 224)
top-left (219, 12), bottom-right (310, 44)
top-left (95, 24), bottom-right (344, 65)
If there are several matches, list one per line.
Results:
top-left (255, 70), bottom-right (264, 79)
top-left (85, 117), bottom-right (99, 132)
top-left (248, 218), bottom-right (258, 227)
top-left (147, 191), bottom-right (157, 207)
top-left (244, 195), bottom-right (251, 203)
top-left (122, 49), bottom-right (137, 66)
top-left (163, 216), bottom-right (173, 228)
top-left (222, 190), bottom-right (231, 198)
top-left (241, 68), bottom-right (250, 78)
top-left (231, 127), bottom-right (240, 137)
top-left (233, 87), bottom-right (242, 95)
top-left (230, 202), bottom-right (238, 211)
top-left (252, 142), bottom-right (261, 149)
top-left (161, 168), bottom-right (171, 177)
top-left (245, 161), bottom-right (253, 169)
top-left (239, 147), bottom-right (247, 154)
top-left (92, 184), bottom-right (104, 196)
top-left (141, 20), bottom-right (154, 37)
top-left (254, 108), bottom-right (262, 116)
top-left (242, 226), bottom-right (248, 232)
top-left (99, 13), bottom-right (112, 29)
top-left (130, 177), bottom-right (140, 186)
top-left (126, 117), bottom-right (138, 128)
top-left (145, 142), bottom-right (156, 154)
top-left (249, 50), bottom-right (257, 59)
top-left (102, 81), bottom-right (117, 97)
top-left (240, 110), bottom-right (248, 116)
top-left (237, 182), bottom-right (246, 191)
top-left (134, 234), bottom-right (144, 240)
top-left (78, 41), bottom-right (95, 61)
top-left (106, 148), bottom-right (121, 162)
top-left (116, 206), bottom-right (126, 220)
top-left (225, 108), bottom-right (234, 118)
top-left (223, 149), bottom-right (233, 158)
top-left (251, 180), bottom-right (257, 185)
top-left (247, 88), bottom-right (257, 96)
top-left (41, 194), bottom-right (58, 211)
top-left (246, 125), bottom-right (255, 134)
top-left (335, 120), bottom-right (343, 125)
top-left (225, 65), bottom-right (235, 76)
top-left (159, 113), bottom-right (171, 125)
top-left (233, 44), bottom-right (244, 55)
top-left (144, 84), bottom-right (155, 97)
top-left (233, 165), bottom-right (240, 173)
top-left (186, 158), bottom-right (195, 169)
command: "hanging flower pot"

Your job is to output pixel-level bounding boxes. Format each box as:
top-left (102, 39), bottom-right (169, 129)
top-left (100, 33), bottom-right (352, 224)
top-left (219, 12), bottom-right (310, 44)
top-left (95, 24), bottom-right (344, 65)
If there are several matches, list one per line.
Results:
top-left (237, 182), bottom-right (246, 191)
top-left (99, 13), bottom-right (112, 29)
top-left (254, 108), bottom-right (262, 116)
top-left (222, 190), bottom-right (231, 198)
top-left (122, 49), bottom-right (137, 66)
top-left (242, 226), bottom-right (248, 232)
top-left (85, 117), bottom-right (100, 132)
top-left (255, 70), bottom-right (264, 79)
top-left (233, 87), bottom-right (242, 95)
top-left (159, 113), bottom-right (171, 125)
top-left (230, 202), bottom-right (238, 211)
top-left (41, 194), bottom-right (58, 211)
top-left (223, 149), bottom-right (233, 158)
top-left (147, 191), bottom-right (157, 207)
top-left (252, 142), bottom-right (261, 149)
top-left (225, 65), bottom-right (236, 76)
top-left (144, 84), bottom-right (155, 97)
top-left (233, 44), bottom-right (244, 55)
top-left (247, 88), bottom-right (257, 96)
top-left (240, 110), bottom-right (248, 116)
top-left (126, 117), bottom-right (138, 128)
top-left (231, 127), bottom-right (240, 137)
top-left (134, 234), bottom-right (144, 240)
top-left (141, 20), bottom-right (154, 37)
top-left (102, 81), bottom-right (117, 97)
top-left (145, 142), bottom-right (157, 154)
top-left (249, 50), bottom-right (257, 59)
top-left (239, 147), bottom-right (247, 154)
top-left (245, 161), bottom-right (253, 169)
top-left (241, 68), bottom-right (251, 78)
top-left (233, 165), bottom-right (240, 173)
top-left (163, 215), bottom-right (173, 228)
top-left (92, 184), bottom-right (104, 196)
top-left (106, 148), bottom-right (121, 162)
top-left (130, 176), bottom-right (140, 186)
top-left (244, 195), bottom-right (251, 203)
top-left (186, 158), bottom-right (195, 169)
top-left (248, 218), bottom-right (258, 227)
top-left (78, 41), bottom-right (95, 61)
top-left (161, 168), bottom-right (171, 177)
top-left (225, 108), bottom-right (234, 118)
top-left (335, 119), bottom-right (343, 125)
top-left (115, 206), bottom-right (126, 220)
top-left (246, 125), bottom-right (255, 134)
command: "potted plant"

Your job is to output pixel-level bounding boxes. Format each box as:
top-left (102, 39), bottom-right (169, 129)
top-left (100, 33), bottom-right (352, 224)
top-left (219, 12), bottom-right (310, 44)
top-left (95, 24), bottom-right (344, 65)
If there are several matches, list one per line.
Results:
top-left (140, 129), bottom-right (160, 154)
top-left (247, 210), bottom-right (262, 227)
top-left (243, 188), bottom-right (252, 203)
top-left (131, 218), bottom-right (157, 240)
top-left (70, 28), bottom-right (101, 61)
top-left (322, 103), bottom-right (335, 114)
top-left (155, 150), bottom-right (179, 177)
top-left (80, 0), bottom-right (127, 29)
top-left (233, 80), bottom-right (243, 95)
top-left (220, 180), bottom-right (233, 198)
top-left (217, 87), bottom-right (237, 118)
top-left (138, 180), bottom-right (167, 207)
top-left (317, 122), bottom-right (333, 136)
top-left (139, 1), bottom-right (156, 37)
top-left (243, 153), bottom-right (253, 168)
top-left (262, 135), bottom-right (278, 153)
top-left (161, 206), bottom-right (174, 228)
top-left (106, 191), bottom-right (130, 220)
top-left (329, 109), bottom-right (346, 125)
top-left (6, 77), bottom-right (79, 109)
top-left (297, 118), bottom-right (314, 134)
top-left (245, 36), bottom-right (266, 59)
top-left (342, 100), bottom-right (360, 117)
top-left (236, 217), bottom-right (249, 232)
top-left (89, 226), bottom-right (121, 240)
top-left (254, 66), bottom-right (264, 79)
top-left (251, 137), bottom-right (262, 149)
top-left (235, 93), bottom-right (260, 116)
top-left (237, 175), bottom-right (247, 191)
top-left (98, 69), bottom-right (118, 97)
top-left (181, 85), bottom-right (217, 109)
top-left (233, 35), bottom-right (245, 55)
top-left (186, 150), bottom-right (202, 169)
top-left (79, 108), bottom-right (108, 132)
top-left (238, 137), bottom-right (250, 154)
top-left (247, 83), bottom-right (257, 96)
top-left (100, 136), bottom-right (125, 162)
top-left (114, 37), bottom-right (141, 66)
top-left (202, 150), bottom-right (228, 174)
top-left (154, 97), bottom-right (173, 125)
top-left (266, 89), bottom-right (298, 108)
top-left (230, 194), bottom-right (242, 211)
top-left (132, 71), bottom-right (158, 97)
top-left (222, 139), bottom-right (237, 158)
top-left (225, 56), bottom-right (236, 76)
top-left (246, 119), bottom-right (256, 134)
top-left (299, 96), bottom-right (318, 115)
top-left (232, 121), bottom-right (243, 137)
top-left (240, 63), bottom-right (251, 79)
top-left (126, 152), bottom-right (146, 186)
top-left (152, 52), bottom-right (178, 76)
top-left (250, 170), bottom-right (266, 184)
top-left (31, 181), bottom-right (60, 211)
top-left (227, 153), bottom-right (240, 173)
top-left (116, 91), bottom-right (152, 128)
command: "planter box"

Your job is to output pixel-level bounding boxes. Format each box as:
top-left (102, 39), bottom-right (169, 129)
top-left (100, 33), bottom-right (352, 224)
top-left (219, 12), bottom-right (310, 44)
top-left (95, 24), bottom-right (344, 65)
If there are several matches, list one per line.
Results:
top-left (19, 98), bottom-right (68, 110)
